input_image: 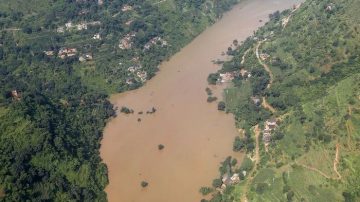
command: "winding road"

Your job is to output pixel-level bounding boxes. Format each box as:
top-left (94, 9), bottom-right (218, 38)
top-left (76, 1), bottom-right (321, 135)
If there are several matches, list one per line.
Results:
top-left (256, 40), bottom-right (276, 113)
top-left (242, 124), bottom-right (261, 202)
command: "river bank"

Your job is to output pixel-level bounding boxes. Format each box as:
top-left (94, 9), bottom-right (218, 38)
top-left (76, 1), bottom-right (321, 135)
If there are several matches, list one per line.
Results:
top-left (100, 0), bottom-right (301, 201)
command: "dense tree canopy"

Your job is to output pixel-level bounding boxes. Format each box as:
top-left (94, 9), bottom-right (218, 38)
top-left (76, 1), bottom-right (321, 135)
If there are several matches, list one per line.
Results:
top-left (0, 0), bottom-right (239, 200)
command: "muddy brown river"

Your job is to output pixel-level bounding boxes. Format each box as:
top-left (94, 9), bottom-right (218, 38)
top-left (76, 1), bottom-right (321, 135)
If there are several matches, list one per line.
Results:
top-left (100, 0), bottom-right (301, 201)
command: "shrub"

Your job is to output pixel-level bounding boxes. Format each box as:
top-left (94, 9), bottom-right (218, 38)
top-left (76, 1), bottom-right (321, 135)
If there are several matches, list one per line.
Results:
top-left (208, 73), bottom-right (220, 85)
top-left (256, 183), bottom-right (268, 194)
top-left (205, 87), bottom-right (213, 96)
top-left (286, 190), bottom-right (295, 201)
top-left (207, 96), bottom-right (218, 103)
top-left (218, 101), bottom-right (226, 111)
top-left (141, 181), bottom-right (149, 188)
top-left (212, 179), bottom-right (222, 188)
top-left (199, 187), bottom-right (213, 196)
top-left (158, 144), bottom-right (165, 150)
top-left (233, 136), bottom-right (244, 151)
top-left (121, 106), bottom-right (133, 114)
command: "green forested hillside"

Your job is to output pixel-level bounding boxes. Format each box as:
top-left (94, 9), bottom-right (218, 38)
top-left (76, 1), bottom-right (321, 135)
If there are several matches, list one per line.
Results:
top-left (0, 0), bottom-right (238, 201)
top-left (205, 0), bottom-right (360, 201)
top-left (0, 0), bottom-right (237, 92)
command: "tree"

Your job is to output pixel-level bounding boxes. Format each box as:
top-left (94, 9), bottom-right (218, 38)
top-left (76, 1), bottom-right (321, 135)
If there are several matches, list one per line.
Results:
top-left (141, 181), bottom-right (149, 188)
top-left (158, 144), bottom-right (165, 150)
top-left (218, 101), bottom-right (226, 111)
top-left (256, 183), bottom-right (268, 194)
top-left (212, 179), bottom-right (222, 188)
top-left (233, 136), bottom-right (244, 151)
top-left (199, 187), bottom-right (213, 196)
top-left (286, 190), bottom-right (295, 201)
top-left (208, 73), bottom-right (219, 85)
top-left (207, 96), bottom-right (217, 103)
top-left (233, 39), bottom-right (239, 46)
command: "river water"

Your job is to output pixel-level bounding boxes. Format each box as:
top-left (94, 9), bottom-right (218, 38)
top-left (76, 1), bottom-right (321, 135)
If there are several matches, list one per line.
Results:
top-left (100, 0), bottom-right (300, 201)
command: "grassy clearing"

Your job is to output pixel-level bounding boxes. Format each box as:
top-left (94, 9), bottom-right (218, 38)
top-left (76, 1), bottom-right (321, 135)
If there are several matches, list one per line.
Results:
top-left (246, 165), bottom-right (344, 202)
top-left (287, 166), bottom-right (343, 202)
top-left (278, 117), bottom-right (306, 158)
top-left (0, 0), bottom-right (50, 14)
top-left (224, 82), bottom-right (251, 111)
top-left (298, 146), bottom-right (335, 177)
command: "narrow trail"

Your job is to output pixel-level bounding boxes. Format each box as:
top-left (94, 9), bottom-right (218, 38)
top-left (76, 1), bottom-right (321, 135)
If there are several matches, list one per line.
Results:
top-left (242, 125), bottom-right (260, 202)
top-left (241, 48), bottom-right (250, 65)
top-left (241, 41), bottom-right (277, 201)
top-left (153, 0), bottom-right (168, 5)
top-left (1, 28), bottom-right (20, 31)
top-left (346, 105), bottom-right (353, 149)
top-left (240, 4), bottom-right (304, 201)
top-left (282, 4), bottom-right (301, 29)
top-left (256, 40), bottom-right (273, 89)
top-left (333, 143), bottom-right (342, 179)
top-left (256, 40), bottom-right (276, 113)
top-left (253, 125), bottom-right (261, 166)
top-left (298, 163), bottom-right (332, 179)
top-left (262, 97), bottom-right (276, 113)
top-left (297, 144), bottom-right (342, 180)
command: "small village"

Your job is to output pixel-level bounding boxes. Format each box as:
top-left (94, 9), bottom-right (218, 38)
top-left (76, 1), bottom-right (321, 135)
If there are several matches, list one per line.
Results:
top-left (48, 2), bottom-right (168, 90)
top-left (57, 21), bottom-right (101, 33)
top-left (44, 21), bottom-right (166, 86)
top-left (218, 69), bottom-right (252, 83)
top-left (218, 172), bottom-right (241, 193)
top-left (144, 37), bottom-right (168, 50)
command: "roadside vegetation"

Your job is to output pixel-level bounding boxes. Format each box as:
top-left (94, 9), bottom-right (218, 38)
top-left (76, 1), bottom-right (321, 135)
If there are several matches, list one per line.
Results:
top-left (204, 0), bottom-right (360, 201)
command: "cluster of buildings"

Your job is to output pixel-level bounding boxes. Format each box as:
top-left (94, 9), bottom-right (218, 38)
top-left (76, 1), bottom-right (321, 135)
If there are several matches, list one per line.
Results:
top-left (44, 50), bottom-right (55, 56)
top-left (218, 171), bottom-right (246, 193)
top-left (58, 48), bottom-right (77, 59)
top-left (126, 78), bottom-right (135, 85)
top-left (78, 54), bottom-right (93, 62)
top-left (219, 70), bottom-right (247, 83)
top-left (125, 20), bottom-right (133, 26)
top-left (240, 69), bottom-right (252, 79)
top-left (57, 21), bottom-right (101, 33)
top-left (93, 33), bottom-right (101, 40)
top-left (325, 3), bottom-right (334, 12)
top-left (44, 48), bottom-right (94, 62)
top-left (126, 64), bottom-right (148, 84)
top-left (11, 90), bottom-right (20, 101)
top-left (251, 96), bottom-right (261, 106)
top-left (219, 72), bottom-right (235, 83)
top-left (121, 5), bottom-right (133, 12)
top-left (218, 69), bottom-right (254, 84)
top-left (119, 33), bottom-right (136, 50)
top-left (78, 9), bottom-right (90, 16)
top-left (136, 71), bottom-right (147, 82)
top-left (221, 173), bottom-right (240, 186)
top-left (262, 118), bottom-right (278, 144)
top-left (144, 37), bottom-right (168, 50)
top-left (259, 53), bottom-right (270, 61)
top-left (127, 65), bottom-right (142, 73)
